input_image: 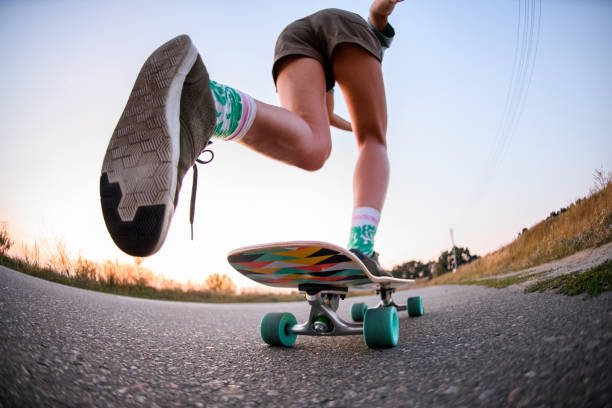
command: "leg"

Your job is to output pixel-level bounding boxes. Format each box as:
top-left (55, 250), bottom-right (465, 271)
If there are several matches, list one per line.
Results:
top-left (101, 36), bottom-right (331, 257)
top-left (238, 57), bottom-right (332, 171)
top-left (333, 44), bottom-right (389, 211)
top-left (333, 44), bottom-right (389, 259)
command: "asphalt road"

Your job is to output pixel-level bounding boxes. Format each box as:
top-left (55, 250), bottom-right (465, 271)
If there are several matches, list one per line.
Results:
top-left (1, 265), bottom-right (611, 407)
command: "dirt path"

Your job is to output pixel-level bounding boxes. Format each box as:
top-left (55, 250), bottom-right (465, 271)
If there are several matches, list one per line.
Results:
top-left (475, 241), bottom-right (612, 290)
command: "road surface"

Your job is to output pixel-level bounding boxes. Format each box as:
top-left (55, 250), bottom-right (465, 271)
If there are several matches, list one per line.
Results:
top-left (1, 265), bottom-right (610, 407)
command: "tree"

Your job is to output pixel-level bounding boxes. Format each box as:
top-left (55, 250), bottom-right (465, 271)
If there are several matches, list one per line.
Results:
top-left (437, 246), bottom-right (480, 275)
top-left (391, 260), bottom-right (434, 279)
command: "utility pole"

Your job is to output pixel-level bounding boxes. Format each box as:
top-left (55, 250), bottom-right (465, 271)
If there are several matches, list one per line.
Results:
top-left (449, 228), bottom-right (458, 273)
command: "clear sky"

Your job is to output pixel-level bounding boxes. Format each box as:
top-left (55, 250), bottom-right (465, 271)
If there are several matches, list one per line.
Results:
top-left (1, 0), bottom-right (610, 288)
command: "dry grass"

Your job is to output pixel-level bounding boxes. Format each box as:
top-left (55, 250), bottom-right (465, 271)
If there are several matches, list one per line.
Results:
top-left (18, 237), bottom-right (186, 290)
top-left (0, 229), bottom-right (302, 303)
top-left (3, 178), bottom-right (610, 298)
top-left (430, 182), bottom-right (612, 285)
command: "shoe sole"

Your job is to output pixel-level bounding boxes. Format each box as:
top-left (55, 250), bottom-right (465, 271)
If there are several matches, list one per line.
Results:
top-left (100, 35), bottom-right (198, 256)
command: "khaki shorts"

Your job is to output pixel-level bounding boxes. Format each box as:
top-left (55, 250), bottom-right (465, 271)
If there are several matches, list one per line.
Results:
top-left (272, 8), bottom-right (383, 91)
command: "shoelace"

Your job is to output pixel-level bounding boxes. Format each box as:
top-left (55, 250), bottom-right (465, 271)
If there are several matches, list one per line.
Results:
top-left (189, 141), bottom-right (214, 240)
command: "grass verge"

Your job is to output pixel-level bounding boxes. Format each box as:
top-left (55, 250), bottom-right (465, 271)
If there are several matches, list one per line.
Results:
top-left (459, 271), bottom-right (551, 289)
top-left (429, 182), bottom-right (612, 286)
top-left (0, 252), bottom-right (303, 303)
top-left (525, 260), bottom-right (612, 297)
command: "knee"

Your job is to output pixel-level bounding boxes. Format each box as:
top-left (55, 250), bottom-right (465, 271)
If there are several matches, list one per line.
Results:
top-left (354, 122), bottom-right (387, 149)
top-left (296, 140), bottom-right (332, 172)
top-left (356, 132), bottom-right (387, 151)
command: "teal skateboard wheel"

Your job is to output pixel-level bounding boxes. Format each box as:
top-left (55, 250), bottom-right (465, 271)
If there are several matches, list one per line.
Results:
top-left (260, 312), bottom-right (297, 347)
top-left (363, 307), bottom-right (399, 348)
top-left (350, 302), bottom-right (368, 322)
top-left (407, 296), bottom-right (424, 317)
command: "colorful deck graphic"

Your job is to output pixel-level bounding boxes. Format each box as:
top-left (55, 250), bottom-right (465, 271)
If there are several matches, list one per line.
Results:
top-left (228, 244), bottom-right (373, 289)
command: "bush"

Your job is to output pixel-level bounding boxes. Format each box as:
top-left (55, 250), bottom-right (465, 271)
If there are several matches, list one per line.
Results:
top-left (391, 260), bottom-right (434, 279)
top-left (205, 273), bottom-right (236, 294)
top-left (590, 167), bottom-right (612, 195)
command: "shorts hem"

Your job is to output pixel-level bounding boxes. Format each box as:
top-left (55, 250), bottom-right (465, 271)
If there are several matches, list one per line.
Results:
top-left (272, 50), bottom-right (328, 90)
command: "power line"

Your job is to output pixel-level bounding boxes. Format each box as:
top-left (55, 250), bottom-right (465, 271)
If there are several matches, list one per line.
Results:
top-left (493, 0), bottom-right (542, 173)
top-left (462, 0), bottom-right (542, 215)
top-left (501, 0), bottom-right (536, 151)
top-left (507, 0), bottom-right (542, 149)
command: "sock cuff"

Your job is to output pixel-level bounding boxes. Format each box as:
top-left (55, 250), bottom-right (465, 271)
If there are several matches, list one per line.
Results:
top-left (351, 207), bottom-right (381, 226)
top-left (225, 90), bottom-right (256, 141)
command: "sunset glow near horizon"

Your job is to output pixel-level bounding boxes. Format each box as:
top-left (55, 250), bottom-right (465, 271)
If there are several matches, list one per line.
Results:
top-left (1, 0), bottom-right (611, 289)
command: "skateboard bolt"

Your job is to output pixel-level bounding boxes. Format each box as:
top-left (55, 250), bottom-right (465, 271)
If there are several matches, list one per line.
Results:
top-left (313, 316), bottom-right (331, 333)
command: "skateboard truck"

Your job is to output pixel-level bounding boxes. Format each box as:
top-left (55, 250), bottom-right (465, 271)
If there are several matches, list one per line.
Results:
top-left (291, 285), bottom-right (362, 336)
top-left (290, 285), bottom-right (409, 336)
top-left (376, 286), bottom-right (407, 313)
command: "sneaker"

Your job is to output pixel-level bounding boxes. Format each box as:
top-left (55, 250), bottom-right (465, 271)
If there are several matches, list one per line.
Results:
top-left (350, 249), bottom-right (393, 278)
top-left (100, 35), bottom-right (216, 256)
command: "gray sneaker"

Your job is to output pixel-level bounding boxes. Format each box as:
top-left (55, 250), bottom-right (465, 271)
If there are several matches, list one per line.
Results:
top-left (350, 249), bottom-right (393, 278)
top-left (100, 35), bottom-right (216, 257)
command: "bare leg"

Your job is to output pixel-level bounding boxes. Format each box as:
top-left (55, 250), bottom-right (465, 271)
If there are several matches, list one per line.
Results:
top-left (238, 57), bottom-right (331, 171)
top-left (333, 45), bottom-right (389, 212)
top-left (238, 46), bottom-right (388, 209)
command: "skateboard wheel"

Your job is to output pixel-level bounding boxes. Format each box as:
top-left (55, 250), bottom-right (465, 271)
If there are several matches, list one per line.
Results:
top-left (350, 302), bottom-right (368, 322)
top-left (363, 307), bottom-right (399, 348)
top-left (407, 296), bottom-right (424, 317)
top-left (260, 312), bottom-right (297, 347)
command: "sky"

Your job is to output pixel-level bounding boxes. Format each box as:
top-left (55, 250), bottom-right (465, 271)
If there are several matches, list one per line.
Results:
top-left (1, 0), bottom-right (611, 289)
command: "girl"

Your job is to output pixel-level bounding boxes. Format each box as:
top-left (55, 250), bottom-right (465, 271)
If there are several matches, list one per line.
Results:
top-left (100, 1), bottom-right (403, 276)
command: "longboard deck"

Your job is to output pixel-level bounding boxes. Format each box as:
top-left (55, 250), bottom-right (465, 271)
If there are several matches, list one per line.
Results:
top-left (227, 241), bottom-right (414, 291)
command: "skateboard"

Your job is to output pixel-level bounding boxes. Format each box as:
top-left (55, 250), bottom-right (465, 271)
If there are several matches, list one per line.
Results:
top-left (227, 241), bottom-right (424, 348)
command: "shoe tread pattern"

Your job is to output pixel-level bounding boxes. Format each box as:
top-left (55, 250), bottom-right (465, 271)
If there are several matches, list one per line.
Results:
top-left (100, 35), bottom-right (193, 256)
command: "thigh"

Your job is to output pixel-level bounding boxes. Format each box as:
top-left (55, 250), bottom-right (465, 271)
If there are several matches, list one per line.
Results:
top-left (275, 56), bottom-right (331, 139)
top-left (332, 44), bottom-right (387, 146)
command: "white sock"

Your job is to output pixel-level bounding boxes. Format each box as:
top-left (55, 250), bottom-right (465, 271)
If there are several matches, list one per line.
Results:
top-left (347, 207), bottom-right (381, 257)
top-left (209, 80), bottom-right (257, 141)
